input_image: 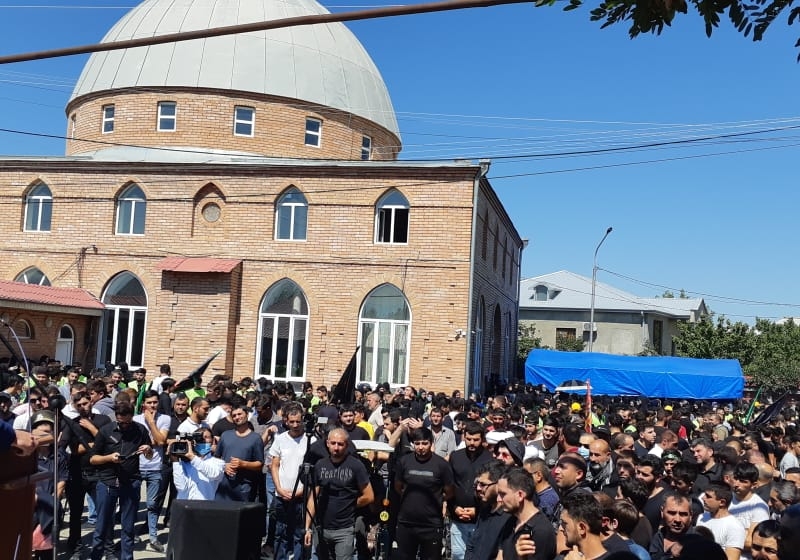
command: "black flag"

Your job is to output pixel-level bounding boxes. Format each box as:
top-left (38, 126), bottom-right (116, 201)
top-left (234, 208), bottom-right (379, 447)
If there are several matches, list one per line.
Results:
top-left (330, 347), bottom-right (359, 406)
top-left (174, 350), bottom-right (222, 393)
top-left (750, 393), bottom-right (788, 426)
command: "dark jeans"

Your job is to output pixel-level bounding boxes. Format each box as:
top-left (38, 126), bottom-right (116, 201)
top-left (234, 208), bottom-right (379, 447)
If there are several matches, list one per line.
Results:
top-left (154, 462), bottom-right (175, 523)
top-left (274, 497), bottom-right (304, 560)
top-left (394, 523), bottom-right (442, 560)
top-left (66, 474), bottom-right (95, 549)
top-left (90, 480), bottom-right (140, 560)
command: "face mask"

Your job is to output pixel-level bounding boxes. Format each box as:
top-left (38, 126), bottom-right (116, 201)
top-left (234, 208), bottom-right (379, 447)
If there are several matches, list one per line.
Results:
top-left (427, 395), bottom-right (433, 402)
top-left (195, 443), bottom-right (212, 456)
top-left (578, 447), bottom-right (590, 459)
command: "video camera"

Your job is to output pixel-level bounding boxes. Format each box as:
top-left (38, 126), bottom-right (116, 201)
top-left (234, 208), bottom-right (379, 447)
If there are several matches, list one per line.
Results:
top-left (170, 431), bottom-right (205, 456)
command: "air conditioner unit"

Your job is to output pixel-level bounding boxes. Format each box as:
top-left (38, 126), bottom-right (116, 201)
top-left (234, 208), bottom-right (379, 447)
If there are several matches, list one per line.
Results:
top-left (583, 322), bottom-right (597, 332)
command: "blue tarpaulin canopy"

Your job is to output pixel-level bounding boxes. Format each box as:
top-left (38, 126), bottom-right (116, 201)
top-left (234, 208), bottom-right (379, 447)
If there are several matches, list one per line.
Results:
top-left (525, 350), bottom-right (744, 400)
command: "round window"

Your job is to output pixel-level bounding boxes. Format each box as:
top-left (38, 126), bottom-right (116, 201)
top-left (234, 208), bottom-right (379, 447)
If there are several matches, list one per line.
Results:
top-left (202, 202), bottom-right (221, 223)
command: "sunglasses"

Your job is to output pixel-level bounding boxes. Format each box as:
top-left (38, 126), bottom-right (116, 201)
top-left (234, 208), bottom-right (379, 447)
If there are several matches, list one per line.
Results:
top-left (28, 398), bottom-right (41, 404)
top-left (473, 480), bottom-right (497, 489)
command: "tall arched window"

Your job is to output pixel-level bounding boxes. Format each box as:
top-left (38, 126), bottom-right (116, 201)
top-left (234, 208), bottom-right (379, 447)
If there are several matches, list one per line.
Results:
top-left (358, 284), bottom-right (411, 386)
top-left (256, 279), bottom-right (309, 381)
top-left (275, 187), bottom-right (308, 241)
top-left (56, 324), bottom-right (74, 366)
top-left (116, 184), bottom-right (146, 235)
top-left (471, 297), bottom-right (485, 394)
top-left (15, 267), bottom-right (51, 286)
top-left (374, 190), bottom-right (409, 244)
top-left (24, 183), bottom-right (52, 232)
top-left (101, 272), bottom-right (147, 368)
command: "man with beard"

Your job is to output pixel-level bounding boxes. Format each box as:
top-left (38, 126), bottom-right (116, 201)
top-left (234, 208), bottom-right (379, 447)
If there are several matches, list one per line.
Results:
top-left (649, 492), bottom-right (695, 560)
top-left (303, 428), bottom-right (373, 560)
top-left (270, 403), bottom-right (314, 560)
top-left (133, 390), bottom-right (170, 553)
top-left (750, 520), bottom-right (780, 560)
top-left (465, 460), bottom-right (512, 560)
top-left (394, 427), bottom-right (454, 560)
top-left (533, 418), bottom-right (561, 468)
top-left (88, 401), bottom-right (153, 560)
top-left (768, 479), bottom-right (799, 519)
top-left (60, 390), bottom-right (110, 559)
top-left (215, 405), bottom-right (264, 502)
top-left (551, 452), bottom-right (592, 532)
top-left (429, 407), bottom-right (457, 459)
top-left (448, 421), bottom-right (492, 560)
top-left (497, 467), bottom-right (556, 560)
top-left (692, 437), bottom-right (723, 494)
top-left (634, 423), bottom-right (657, 459)
top-left (586, 438), bottom-right (616, 494)
top-left (178, 397), bottom-right (210, 435)
top-left (338, 404), bottom-right (370, 441)
top-left (636, 455), bottom-right (668, 533)
top-left (524, 457), bottom-right (560, 523)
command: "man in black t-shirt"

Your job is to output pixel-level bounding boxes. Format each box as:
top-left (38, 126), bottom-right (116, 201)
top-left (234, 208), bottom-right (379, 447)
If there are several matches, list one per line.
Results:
top-left (394, 426), bottom-right (455, 560)
top-left (304, 428), bottom-right (373, 560)
top-left (59, 390), bottom-right (111, 557)
top-left (338, 404), bottom-right (371, 441)
top-left (497, 467), bottom-right (556, 560)
top-left (88, 401), bottom-right (152, 560)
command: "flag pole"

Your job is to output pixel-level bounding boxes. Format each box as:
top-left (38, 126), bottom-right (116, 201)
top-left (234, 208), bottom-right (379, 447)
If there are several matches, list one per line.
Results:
top-left (744, 386), bottom-right (763, 424)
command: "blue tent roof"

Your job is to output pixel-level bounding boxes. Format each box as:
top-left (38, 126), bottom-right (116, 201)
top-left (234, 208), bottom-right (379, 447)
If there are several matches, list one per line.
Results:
top-left (525, 350), bottom-right (744, 400)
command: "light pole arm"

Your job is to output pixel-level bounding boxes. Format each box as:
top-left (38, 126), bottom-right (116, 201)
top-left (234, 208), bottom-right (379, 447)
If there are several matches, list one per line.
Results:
top-left (588, 227), bottom-right (613, 352)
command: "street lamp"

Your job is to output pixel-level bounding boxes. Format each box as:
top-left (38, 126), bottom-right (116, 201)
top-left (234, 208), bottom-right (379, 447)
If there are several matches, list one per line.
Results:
top-left (588, 227), bottom-right (613, 353)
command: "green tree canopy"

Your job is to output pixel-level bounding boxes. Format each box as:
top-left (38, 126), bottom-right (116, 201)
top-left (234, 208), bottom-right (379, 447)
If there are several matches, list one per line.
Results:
top-left (541, 0), bottom-right (800, 59)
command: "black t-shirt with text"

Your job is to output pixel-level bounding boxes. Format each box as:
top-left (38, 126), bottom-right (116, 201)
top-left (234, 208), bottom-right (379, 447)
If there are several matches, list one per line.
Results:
top-left (314, 454), bottom-right (371, 529)
top-left (395, 452), bottom-right (453, 527)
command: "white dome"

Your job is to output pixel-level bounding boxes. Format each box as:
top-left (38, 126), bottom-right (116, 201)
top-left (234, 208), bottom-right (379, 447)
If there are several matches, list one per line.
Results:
top-left (70, 0), bottom-right (399, 136)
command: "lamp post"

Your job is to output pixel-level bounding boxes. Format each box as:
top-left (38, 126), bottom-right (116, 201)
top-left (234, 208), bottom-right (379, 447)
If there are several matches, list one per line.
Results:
top-left (588, 227), bottom-right (613, 353)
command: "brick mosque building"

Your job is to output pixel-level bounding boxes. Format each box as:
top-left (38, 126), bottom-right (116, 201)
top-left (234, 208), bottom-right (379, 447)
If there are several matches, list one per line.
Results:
top-left (0, 0), bottom-right (522, 395)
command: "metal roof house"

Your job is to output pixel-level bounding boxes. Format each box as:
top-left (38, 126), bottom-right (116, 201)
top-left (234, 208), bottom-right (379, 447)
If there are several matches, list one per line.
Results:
top-left (519, 271), bottom-right (707, 356)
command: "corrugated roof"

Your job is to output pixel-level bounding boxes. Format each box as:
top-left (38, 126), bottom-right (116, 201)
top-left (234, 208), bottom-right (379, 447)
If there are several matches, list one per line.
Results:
top-left (519, 270), bottom-right (706, 318)
top-left (0, 281), bottom-right (104, 311)
top-left (157, 257), bottom-right (241, 273)
top-left (70, 0), bottom-right (400, 137)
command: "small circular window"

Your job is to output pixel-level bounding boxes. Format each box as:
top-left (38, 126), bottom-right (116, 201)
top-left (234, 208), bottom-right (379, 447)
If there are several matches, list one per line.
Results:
top-left (202, 202), bottom-right (221, 223)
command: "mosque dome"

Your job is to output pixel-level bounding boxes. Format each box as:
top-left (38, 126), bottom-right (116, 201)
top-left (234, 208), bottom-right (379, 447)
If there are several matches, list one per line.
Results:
top-left (66, 0), bottom-right (400, 159)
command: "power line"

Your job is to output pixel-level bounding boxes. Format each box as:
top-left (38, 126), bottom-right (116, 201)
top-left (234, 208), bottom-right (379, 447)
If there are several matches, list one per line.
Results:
top-left (0, 0), bottom-right (529, 65)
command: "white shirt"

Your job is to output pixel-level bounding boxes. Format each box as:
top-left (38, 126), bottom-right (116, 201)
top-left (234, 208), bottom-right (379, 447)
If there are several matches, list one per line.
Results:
top-left (206, 406), bottom-right (229, 428)
top-left (697, 512), bottom-right (746, 551)
top-left (269, 431), bottom-right (315, 493)
top-left (729, 492), bottom-right (769, 532)
top-left (172, 454), bottom-right (226, 500)
top-left (177, 417), bottom-right (208, 436)
top-left (134, 412), bottom-right (172, 470)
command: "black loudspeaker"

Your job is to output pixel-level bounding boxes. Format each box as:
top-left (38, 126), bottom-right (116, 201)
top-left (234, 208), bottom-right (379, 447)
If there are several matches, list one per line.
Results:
top-left (166, 500), bottom-right (265, 560)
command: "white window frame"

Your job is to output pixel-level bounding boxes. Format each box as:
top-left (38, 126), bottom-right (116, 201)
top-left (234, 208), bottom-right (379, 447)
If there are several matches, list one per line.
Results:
top-left (374, 190), bottom-right (409, 245)
top-left (102, 104), bottom-right (115, 134)
top-left (255, 280), bottom-right (310, 382)
top-left (101, 272), bottom-right (148, 369)
top-left (361, 135), bottom-right (372, 160)
top-left (233, 106), bottom-right (255, 137)
top-left (24, 183), bottom-right (53, 233)
top-left (116, 184), bottom-right (146, 235)
top-left (15, 267), bottom-right (51, 286)
top-left (157, 101), bottom-right (177, 132)
top-left (304, 117), bottom-right (322, 147)
top-left (275, 188), bottom-right (308, 241)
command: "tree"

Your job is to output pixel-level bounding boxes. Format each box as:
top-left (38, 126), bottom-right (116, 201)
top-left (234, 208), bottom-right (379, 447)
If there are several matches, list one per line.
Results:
top-left (674, 315), bottom-right (757, 366)
top-left (540, 0), bottom-right (800, 60)
top-left (517, 323), bottom-right (542, 374)
top-left (556, 334), bottom-right (586, 352)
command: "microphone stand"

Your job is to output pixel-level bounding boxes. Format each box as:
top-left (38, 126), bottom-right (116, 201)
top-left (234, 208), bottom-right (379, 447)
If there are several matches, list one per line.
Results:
top-left (290, 416), bottom-right (319, 560)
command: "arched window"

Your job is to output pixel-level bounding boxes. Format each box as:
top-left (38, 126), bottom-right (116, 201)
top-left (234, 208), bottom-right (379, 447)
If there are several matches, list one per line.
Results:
top-left (56, 324), bottom-right (74, 366)
top-left (471, 297), bottom-right (485, 394)
top-left (24, 183), bottom-right (52, 232)
top-left (116, 184), bottom-right (146, 235)
top-left (534, 285), bottom-right (548, 301)
top-left (358, 284), bottom-right (411, 386)
top-left (256, 279), bottom-right (309, 381)
top-left (15, 267), bottom-right (51, 286)
top-left (275, 187), bottom-right (308, 241)
top-left (375, 190), bottom-right (409, 244)
top-left (101, 272), bottom-right (147, 368)
top-left (14, 319), bottom-right (32, 339)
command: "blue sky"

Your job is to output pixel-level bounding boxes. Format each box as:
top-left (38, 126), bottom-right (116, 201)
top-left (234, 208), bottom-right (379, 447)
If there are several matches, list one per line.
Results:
top-left (1, 1), bottom-right (799, 323)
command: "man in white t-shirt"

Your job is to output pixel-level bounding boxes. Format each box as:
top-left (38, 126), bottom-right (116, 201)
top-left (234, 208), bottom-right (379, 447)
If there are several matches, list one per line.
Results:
top-left (269, 402), bottom-right (315, 560)
top-left (697, 483), bottom-right (746, 560)
top-left (177, 398), bottom-right (210, 435)
top-left (729, 462), bottom-right (770, 559)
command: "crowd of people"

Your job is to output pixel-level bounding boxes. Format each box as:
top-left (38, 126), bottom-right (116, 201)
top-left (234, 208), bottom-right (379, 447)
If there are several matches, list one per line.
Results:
top-left (3, 359), bottom-right (800, 560)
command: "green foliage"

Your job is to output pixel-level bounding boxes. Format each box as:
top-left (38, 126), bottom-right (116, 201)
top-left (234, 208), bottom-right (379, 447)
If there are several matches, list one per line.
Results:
top-left (544, 0), bottom-right (800, 60)
top-left (517, 323), bottom-right (542, 362)
top-left (674, 316), bottom-right (800, 391)
top-left (556, 334), bottom-right (586, 352)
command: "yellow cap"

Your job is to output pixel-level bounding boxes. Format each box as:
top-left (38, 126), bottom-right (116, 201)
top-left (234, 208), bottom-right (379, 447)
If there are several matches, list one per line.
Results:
top-left (664, 405), bottom-right (673, 412)
top-left (571, 402), bottom-right (581, 412)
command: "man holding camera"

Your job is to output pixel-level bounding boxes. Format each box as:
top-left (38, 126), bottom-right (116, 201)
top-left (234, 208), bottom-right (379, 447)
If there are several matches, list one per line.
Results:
top-left (88, 401), bottom-right (153, 560)
top-left (304, 428), bottom-right (374, 560)
top-left (171, 427), bottom-right (225, 500)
